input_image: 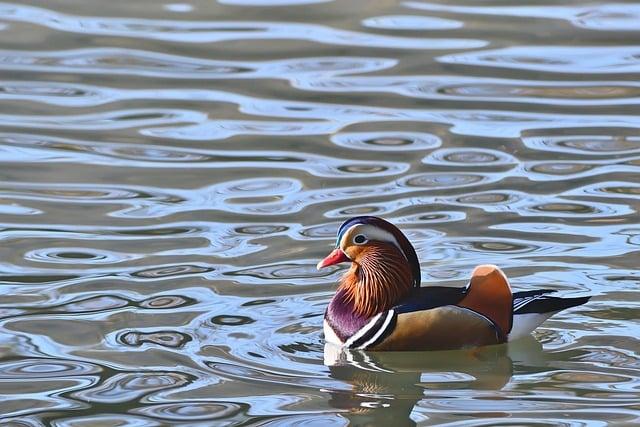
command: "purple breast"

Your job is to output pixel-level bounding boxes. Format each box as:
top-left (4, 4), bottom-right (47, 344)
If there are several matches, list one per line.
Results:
top-left (325, 289), bottom-right (371, 341)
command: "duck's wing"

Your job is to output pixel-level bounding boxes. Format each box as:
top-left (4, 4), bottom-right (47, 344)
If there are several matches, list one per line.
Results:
top-left (369, 305), bottom-right (504, 351)
top-left (394, 286), bottom-right (467, 313)
top-left (358, 265), bottom-right (513, 351)
top-left (513, 289), bottom-right (590, 314)
top-left (344, 284), bottom-right (504, 351)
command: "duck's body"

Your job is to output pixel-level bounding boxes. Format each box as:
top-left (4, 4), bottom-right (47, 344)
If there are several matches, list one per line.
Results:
top-left (318, 216), bottom-right (590, 351)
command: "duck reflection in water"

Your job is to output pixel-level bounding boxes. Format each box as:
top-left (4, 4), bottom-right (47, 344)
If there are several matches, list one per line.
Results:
top-left (324, 336), bottom-right (546, 426)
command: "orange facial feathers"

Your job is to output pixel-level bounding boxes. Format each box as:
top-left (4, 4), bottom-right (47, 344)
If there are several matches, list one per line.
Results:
top-left (338, 242), bottom-right (412, 318)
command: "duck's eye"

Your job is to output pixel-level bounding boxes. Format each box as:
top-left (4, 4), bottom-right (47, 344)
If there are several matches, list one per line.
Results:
top-left (354, 234), bottom-right (367, 244)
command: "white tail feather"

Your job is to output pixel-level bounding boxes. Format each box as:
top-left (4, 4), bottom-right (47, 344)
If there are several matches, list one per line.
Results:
top-left (508, 312), bottom-right (557, 341)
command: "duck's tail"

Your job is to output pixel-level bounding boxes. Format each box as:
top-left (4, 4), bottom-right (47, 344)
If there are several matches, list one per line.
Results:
top-left (458, 265), bottom-right (591, 342)
top-left (508, 290), bottom-right (591, 341)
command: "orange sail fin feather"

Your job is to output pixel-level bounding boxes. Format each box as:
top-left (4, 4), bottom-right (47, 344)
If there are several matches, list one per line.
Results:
top-left (457, 265), bottom-right (513, 339)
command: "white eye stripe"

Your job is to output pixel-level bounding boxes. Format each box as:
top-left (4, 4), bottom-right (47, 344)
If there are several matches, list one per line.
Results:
top-left (340, 224), bottom-right (406, 259)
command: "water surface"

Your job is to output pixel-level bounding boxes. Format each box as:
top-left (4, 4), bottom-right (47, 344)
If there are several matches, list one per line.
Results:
top-left (0, 0), bottom-right (639, 425)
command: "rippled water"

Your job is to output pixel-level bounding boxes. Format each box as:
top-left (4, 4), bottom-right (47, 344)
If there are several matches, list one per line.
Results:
top-left (0, 0), bottom-right (639, 425)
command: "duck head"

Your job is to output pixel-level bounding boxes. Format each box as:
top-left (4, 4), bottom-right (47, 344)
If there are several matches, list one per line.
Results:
top-left (317, 216), bottom-right (421, 318)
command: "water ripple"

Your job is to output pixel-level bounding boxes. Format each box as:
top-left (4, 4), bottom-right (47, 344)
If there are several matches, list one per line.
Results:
top-left (0, 358), bottom-right (100, 378)
top-left (362, 15), bottom-right (463, 30)
top-left (423, 148), bottom-right (517, 167)
top-left (299, 75), bottom-right (640, 106)
top-left (0, 0), bottom-right (637, 424)
top-left (24, 247), bottom-right (138, 265)
top-left (405, 2), bottom-right (640, 32)
top-left (50, 414), bottom-right (161, 427)
top-left (0, 3), bottom-right (486, 49)
top-left (0, 132), bottom-right (407, 177)
top-left (439, 46), bottom-right (640, 74)
top-left (331, 131), bottom-right (441, 151)
top-left (72, 372), bottom-right (190, 403)
top-left (523, 135), bottom-right (640, 156)
top-left (0, 48), bottom-right (395, 79)
top-left (131, 402), bottom-right (245, 421)
top-left (118, 330), bottom-right (193, 349)
top-left (0, 109), bottom-right (202, 131)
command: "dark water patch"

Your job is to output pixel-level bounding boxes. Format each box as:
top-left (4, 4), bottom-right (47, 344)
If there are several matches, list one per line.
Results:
top-left (139, 295), bottom-right (195, 310)
top-left (439, 46), bottom-right (640, 74)
top-left (112, 226), bottom-right (201, 237)
top-left (448, 190), bottom-right (634, 218)
top-left (436, 81), bottom-right (640, 105)
top-left (49, 414), bottom-right (161, 427)
top-left (0, 358), bottom-right (101, 379)
top-left (130, 264), bottom-right (215, 279)
top-left (226, 262), bottom-right (324, 283)
top-left (401, 172), bottom-right (494, 189)
top-left (588, 308), bottom-right (640, 322)
top-left (530, 202), bottom-right (605, 216)
top-left (0, 182), bottom-right (154, 203)
top-left (423, 148), bottom-right (517, 167)
top-left (298, 223), bottom-right (338, 239)
top-left (523, 135), bottom-right (640, 156)
top-left (234, 224), bottom-right (289, 235)
top-left (210, 315), bottom-right (255, 326)
top-left (72, 372), bottom-right (190, 403)
top-left (333, 205), bottom-right (387, 216)
top-left (279, 341), bottom-right (324, 355)
top-left (331, 131), bottom-right (441, 151)
top-left (336, 163), bottom-right (391, 174)
top-left (528, 162), bottom-right (596, 176)
top-left (1, 418), bottom-right (45, 427)
top-left (0, 274), bottom-right (78, 284)
top-left (0, 109), bottom-right (199, 131)
top-left (50, 296), bottom-right (131, 314)
top-left (395, 212), bottom-right (467, 224)
top-left (118, 331), bottom-right (192, 349)
top-left (295, 74), bottom-right (640, 106)
top-left (241, 299), bottom-right (277, 307)
top-left (455, 191), bottom-right (516, 205)
top-left (362, 15), bottom-right (463, 31)
top-left (24, 247), bottom-right (137, 265)
top-left (131, 401), bottom-right (246, 422)
top-left (467, 240), bottom-right (541, 254)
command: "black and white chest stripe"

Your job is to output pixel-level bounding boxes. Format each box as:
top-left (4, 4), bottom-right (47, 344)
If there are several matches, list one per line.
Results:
top-left (340, 310), bottom-right (397, 350)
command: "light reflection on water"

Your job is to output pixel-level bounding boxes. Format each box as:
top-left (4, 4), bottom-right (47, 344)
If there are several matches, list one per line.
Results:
top-left (0, 0), bottom-right (638, 425)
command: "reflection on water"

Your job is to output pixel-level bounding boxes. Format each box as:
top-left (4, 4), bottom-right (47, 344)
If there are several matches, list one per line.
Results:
top-left (325, 341), bottom-right (519, 426)
top-left (0, 0), bottom-right (639, 424)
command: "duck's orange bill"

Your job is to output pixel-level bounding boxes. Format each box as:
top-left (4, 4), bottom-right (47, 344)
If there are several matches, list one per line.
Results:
top-left (316, 248), bottom-right (350, 270)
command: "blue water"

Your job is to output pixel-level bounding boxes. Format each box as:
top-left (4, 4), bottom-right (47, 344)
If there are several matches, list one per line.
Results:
top-left (0, 0), bottom-right (638, 425)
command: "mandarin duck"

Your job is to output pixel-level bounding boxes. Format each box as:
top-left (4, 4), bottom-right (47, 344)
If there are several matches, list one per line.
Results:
top-left (317, 216), bottom-right (590, 351)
